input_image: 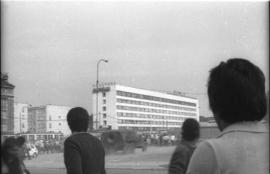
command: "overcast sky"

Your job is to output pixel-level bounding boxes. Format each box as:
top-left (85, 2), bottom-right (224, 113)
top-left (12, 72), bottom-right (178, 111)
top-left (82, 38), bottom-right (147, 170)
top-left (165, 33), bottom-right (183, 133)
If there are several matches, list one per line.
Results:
top-left (2, 1), bottom-right (269, 117)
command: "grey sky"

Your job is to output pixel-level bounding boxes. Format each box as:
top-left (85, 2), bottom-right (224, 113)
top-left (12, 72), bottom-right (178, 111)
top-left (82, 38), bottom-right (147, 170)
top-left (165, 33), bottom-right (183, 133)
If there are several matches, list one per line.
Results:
top-left (2, 1), bottom-right (269, 117)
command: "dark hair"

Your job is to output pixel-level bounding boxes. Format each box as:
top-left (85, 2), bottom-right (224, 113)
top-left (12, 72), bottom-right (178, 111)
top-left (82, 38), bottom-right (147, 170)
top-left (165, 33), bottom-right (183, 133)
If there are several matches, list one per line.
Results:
top-left (67, 107), bottom-right (89, 132)
top-left (208, 58), bottom-right (267, 124)
top-left (181, 118), bottom-right (200, 141)
top-left (16, 136), bottom-right (26, 147)
top-left (1, 137), bottom-right (22, 174)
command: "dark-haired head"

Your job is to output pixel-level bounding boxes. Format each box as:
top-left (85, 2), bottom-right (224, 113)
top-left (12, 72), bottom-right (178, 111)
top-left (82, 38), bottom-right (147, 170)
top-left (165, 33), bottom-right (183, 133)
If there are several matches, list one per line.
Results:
top-left (2, 137), bottom-right (24, 174)
top-left (2, 137), bottom-right (19, 162)
top-left (181, 118), bottom-right (200, 141)
top-left (67, 107), bottom-right (89, 132)
top-left (16, 136), bottom-right (26, 147)
top-left (208, 58), bottom-right (267, 129)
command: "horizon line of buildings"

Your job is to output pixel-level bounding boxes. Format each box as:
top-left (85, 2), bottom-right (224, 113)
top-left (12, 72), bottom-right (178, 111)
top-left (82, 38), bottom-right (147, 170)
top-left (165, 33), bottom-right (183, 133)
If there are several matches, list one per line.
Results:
top-left (1, 73), bottom-right (76, 138)
top-left (2, 73), bottom-right (225, 141)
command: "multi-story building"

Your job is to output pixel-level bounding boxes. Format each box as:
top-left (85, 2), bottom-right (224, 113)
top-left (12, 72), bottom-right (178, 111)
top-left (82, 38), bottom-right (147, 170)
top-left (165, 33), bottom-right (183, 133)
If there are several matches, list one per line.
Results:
top-left (92, 83), bottom-right (199, 132)
top-left (1, 73), bottom-right (15, 135)
top-left (28, 105), bottom-right (72, 136)
top-left (14, 102), bottom-right (30, 134)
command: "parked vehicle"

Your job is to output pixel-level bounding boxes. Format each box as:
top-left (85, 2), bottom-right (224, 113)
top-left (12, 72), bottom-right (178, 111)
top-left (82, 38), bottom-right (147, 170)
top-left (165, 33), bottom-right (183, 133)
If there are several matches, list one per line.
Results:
top-left (101, 130), bottom-right (147, 154)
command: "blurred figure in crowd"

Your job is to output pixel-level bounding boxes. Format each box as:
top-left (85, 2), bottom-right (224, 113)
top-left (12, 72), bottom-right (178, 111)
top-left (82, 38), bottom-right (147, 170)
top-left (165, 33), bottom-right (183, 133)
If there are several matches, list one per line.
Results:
top-left (1, 136), bottom-right (30, 174)
top-left (64, 107), bottom-right (106, 174)
top-left (25, 142), bottom-right (31, 160)
top-left (168, 118), bottom-right (200, 174)
top-left (16, 136), bottom-right (30, 173)
top-left (187, 58), bottom-right (269, 174)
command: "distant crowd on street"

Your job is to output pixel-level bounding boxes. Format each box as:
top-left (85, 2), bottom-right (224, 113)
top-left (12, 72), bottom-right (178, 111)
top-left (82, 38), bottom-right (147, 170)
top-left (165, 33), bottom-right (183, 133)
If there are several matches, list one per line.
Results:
top-left (2, 58), bottom-right (269, 174)
top-left (33, 139), bottom-right (64, 154)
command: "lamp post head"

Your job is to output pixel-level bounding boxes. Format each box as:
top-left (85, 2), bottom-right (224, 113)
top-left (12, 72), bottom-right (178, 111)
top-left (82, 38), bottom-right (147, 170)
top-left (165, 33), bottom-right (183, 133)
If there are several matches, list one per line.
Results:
top-left (98, 59), bottom-right (109, 64)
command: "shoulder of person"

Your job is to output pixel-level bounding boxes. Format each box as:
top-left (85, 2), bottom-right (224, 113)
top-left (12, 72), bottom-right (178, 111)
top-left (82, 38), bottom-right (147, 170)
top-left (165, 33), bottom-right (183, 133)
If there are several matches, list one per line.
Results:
top-left (186, 140), bottom-right (218, 174)
top-left (65, 133), bottom-right (100, 143)
top-left (191, 139), bottom-right (218, 161)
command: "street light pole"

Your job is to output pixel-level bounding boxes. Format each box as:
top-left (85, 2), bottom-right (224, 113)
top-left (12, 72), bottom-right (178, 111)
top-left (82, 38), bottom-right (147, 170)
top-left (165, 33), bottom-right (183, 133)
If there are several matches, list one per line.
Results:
top-left (20, 113), bottom-right (22, 133)
top-left (96, 59), bottom-right (108, 130)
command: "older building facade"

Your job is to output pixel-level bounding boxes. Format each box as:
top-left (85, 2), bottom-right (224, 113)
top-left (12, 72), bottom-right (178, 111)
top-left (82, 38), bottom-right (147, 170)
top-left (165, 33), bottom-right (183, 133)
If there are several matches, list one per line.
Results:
top-left (14, 102), bottom-right (30, 134)
top-left (1, 73), bottom-right (15, 135)
top-left (92, 83), bottom-right (199, 132)
top-left (28, 105), bottom-right (72, 136)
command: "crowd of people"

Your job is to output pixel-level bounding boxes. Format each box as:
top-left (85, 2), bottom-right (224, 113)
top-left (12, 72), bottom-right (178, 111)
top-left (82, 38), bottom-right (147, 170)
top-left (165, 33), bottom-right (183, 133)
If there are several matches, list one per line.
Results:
top-left (34, 139), bottom-right (64, 154)
top-left (142, 133), bottom-right (177, 146)
top-left (2, 58), bottom-right (269, 174)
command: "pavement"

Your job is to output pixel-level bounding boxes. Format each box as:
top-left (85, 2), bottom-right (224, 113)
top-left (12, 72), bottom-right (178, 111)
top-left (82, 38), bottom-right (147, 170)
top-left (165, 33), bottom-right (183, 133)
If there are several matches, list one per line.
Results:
top-left (28, 167), bottom-right (168, 174)
top-left (25, 146), bottom-right (175, 170)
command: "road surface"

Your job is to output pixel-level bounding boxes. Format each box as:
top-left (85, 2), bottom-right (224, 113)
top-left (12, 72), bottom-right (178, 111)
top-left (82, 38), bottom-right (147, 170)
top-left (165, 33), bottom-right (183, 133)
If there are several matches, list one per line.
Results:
top-left (25, 146), bottom-right (174, 174)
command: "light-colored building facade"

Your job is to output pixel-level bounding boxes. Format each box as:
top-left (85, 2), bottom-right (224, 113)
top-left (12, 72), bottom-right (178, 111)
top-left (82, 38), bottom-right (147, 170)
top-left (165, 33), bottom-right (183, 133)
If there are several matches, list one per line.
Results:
top-left (14, 102), bottom-right (30, 134)
top-left (1, 73), bottom-right (15, 135)
top-left (92, 83), bottom-right (199, 132)
top-left (28, 105), bottom-right (72, 136)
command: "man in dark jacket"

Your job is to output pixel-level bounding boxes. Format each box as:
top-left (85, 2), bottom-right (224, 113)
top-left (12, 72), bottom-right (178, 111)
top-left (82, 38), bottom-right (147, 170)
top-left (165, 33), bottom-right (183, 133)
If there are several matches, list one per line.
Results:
top-left (64, 107), bottom-right (106, 174)
top-left (168, 118), bottom-right (200, 174)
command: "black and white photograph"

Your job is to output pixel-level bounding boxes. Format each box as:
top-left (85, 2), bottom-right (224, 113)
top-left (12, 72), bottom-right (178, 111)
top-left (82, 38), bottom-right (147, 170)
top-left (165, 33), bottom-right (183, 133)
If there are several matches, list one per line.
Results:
top-left (1, 1), bottom-right (269, 174)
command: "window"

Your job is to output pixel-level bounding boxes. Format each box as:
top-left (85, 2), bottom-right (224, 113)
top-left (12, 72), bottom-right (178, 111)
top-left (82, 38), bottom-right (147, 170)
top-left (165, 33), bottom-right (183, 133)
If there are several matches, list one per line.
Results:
top-left (103, 120), bottom-right (107, 126)
top-left (102, 92), bottom-right (106, 97)
top-left (1, 125), bottom-right (7, 131)
top-left (49, 116), bottom-right (52, 121)
top-left (103, 99), bottom-right (106, 104)
top-left (103, 106), bottom-right (106, 111)
top-left (58, 123), bottom-right (61, 126)
top-left (58, 116), bottom-right (61, 119)
top-left (1, 111), bottom-right (7, 119)
top-left (49, 123), bottom-right (52, 128)
top-left (103, 114), bottom-right (106, 118)
top-left (22, 123), bottom-right (25, 128)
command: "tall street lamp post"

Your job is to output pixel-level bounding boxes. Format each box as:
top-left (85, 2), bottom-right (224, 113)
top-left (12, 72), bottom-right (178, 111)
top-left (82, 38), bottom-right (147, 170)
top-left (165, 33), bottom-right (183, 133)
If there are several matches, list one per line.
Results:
top-left (96, 59), bottom-right (108, 130)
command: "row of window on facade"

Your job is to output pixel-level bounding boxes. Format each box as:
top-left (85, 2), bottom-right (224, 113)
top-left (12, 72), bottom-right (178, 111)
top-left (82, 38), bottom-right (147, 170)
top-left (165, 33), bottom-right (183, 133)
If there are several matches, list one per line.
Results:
top-left (116, 105), bottom-right (196, 116)
top-left (116, 98), bottom-right (196, 111)
top-left (49, 115), bottom-right (63, 121)
top-left (1, 125), bottom-right (7, 131)
top-left (49, 122), bottom-right (62, 128)
top-left (34, 123), bottom-right (62, 129)
top-left (1, 99), bottom-right (9, 110)
top-left (118, 126), bottom-right (173, 131)
top-left (117, 119), bottom-right (182, 126)
top-left (1, 88), bottom-right (13, 95)
top-left (1, 111), bottom-right (7, 119)
top-left (117, 112), bottom-right (188, 121)
top-left (116, 90), bottom-right (196, 107)
top-left (20, 134), bottom-right (64, 142)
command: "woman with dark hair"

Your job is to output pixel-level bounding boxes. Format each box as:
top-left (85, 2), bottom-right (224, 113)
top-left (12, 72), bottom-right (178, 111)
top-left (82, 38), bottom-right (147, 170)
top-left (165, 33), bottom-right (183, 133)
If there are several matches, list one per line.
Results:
top-left (1, 137), bottom-right (30, 174)
top-left (186, 58), bottom-right (269, 174)
top-left (168, 118), bottom-right (200, 174)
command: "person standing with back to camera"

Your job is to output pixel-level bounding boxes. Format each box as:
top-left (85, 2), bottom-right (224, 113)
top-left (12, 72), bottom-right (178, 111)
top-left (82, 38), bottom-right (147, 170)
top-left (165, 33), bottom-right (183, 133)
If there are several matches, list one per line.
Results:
top-left (64, 107), bottom-right (106, 174)
top-left (186, 58), bottom-right (269, 174)
top-left (168, 118), bottom-right (200, 174)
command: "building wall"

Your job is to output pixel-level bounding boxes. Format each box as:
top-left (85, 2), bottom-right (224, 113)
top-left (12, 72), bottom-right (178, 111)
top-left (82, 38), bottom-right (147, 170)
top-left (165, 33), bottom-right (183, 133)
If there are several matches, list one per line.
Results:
top-left (46, 105), bottom-right (71, 136)
top-left (93, 83), bottom-right (199, 132)
top-left (14, 103), bottom-right (30, 134)
top-left (1, 73), bottom-right (15, 135)
top-left (28, 106), bottom-right (46, 133)
top-left (92, 85), bottom-right (116, 129)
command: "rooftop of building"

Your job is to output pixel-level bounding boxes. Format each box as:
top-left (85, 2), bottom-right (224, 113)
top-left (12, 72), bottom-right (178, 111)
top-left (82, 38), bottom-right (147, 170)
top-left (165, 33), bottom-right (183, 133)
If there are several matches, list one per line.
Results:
top-left (1, 72), bottom-right (15, 88)
top-left (95, 82), bottom-right (197, 100)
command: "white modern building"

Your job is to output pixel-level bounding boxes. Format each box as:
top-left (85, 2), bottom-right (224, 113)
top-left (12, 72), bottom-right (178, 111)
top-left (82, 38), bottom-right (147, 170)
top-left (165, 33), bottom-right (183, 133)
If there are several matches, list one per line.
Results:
top-left (92, 83), bottom-right (199, 132)
top-left (14, 102), bottom-right (30, 134)
top-left (28, 105), bottom-right (72, 136)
